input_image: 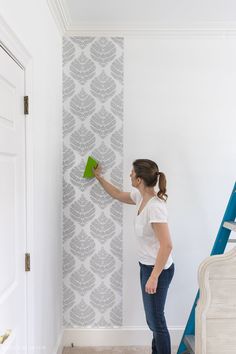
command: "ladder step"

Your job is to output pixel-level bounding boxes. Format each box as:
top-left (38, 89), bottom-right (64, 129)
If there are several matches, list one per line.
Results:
top-left (183, 335), bottom-right (195, 354)
top-left (223, 221), bottom-right (236, 232)
top-left (228, 239), bottom-right (236, 243)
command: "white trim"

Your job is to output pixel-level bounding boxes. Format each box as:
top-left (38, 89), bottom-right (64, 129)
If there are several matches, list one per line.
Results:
top-left (47, 0), bottom-right (71, 35)
top-left (52, 330), bottom-right (64, 354)
top-left (64, 23), bottom-right (236, 38)
top-left (0, 14), bottom-right (34, 354)
top-left (47, 1), bottom-right (236, 37)
top-left (62, 326), bottom-right (183, 347)
top-left (0, 15), bottom-right (31, 63)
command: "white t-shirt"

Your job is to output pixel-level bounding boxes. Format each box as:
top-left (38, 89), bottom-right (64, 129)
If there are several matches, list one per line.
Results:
top-left (130, 188), bottom-right (173, 269)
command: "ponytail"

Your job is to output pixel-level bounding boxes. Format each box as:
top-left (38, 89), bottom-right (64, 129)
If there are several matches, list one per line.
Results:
top-left (157, 172), bottom-right (168, 201)
top-left (132, 159), bottom-right (168, 201)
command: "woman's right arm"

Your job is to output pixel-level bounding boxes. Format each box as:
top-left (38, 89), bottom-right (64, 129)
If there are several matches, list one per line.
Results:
top-left (93, 165), bottom-right (135, 205)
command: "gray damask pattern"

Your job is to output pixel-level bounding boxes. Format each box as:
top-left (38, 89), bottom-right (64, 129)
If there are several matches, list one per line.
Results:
top-left (63, 37), bottom-right (123, 327)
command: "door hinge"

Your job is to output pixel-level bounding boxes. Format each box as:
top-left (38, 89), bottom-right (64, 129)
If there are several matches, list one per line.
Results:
top-left (25, 253), bottom-right (30, 272)
top-left (24, 96), bottom-right (29, 115)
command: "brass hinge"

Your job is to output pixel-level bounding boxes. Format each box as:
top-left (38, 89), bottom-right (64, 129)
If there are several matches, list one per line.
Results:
top-left (25, 253), bottom-right (30, 272)
top-left (24, 96), bottom-right (29, 115)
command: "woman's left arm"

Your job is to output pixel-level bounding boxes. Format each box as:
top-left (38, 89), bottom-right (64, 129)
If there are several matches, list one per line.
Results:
top-left (145, 223), bottom-right (173, 294)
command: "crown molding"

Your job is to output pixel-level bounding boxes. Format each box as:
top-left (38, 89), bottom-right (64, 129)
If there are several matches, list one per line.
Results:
top-left (64, 23), bottom-right (236, 38)
top-left (48, 0), bottom-right (236, 38)
top-left (47, 0), bottom-right (72, 35)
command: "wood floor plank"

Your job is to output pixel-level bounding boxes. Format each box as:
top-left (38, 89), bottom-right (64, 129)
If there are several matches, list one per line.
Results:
top-left (63, 346), bottom-right (178, 354)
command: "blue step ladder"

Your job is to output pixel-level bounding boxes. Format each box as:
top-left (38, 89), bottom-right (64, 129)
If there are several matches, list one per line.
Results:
top-left (177, 181), bottom-right (236, 354)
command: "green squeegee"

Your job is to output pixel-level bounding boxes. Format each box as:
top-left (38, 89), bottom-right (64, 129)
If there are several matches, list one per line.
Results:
top-left (83, 156), bottom-right (98, 178)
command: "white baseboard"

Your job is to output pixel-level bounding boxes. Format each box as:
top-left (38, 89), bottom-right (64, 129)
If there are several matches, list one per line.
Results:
top-left (62, 327), bottom-right (183, 348)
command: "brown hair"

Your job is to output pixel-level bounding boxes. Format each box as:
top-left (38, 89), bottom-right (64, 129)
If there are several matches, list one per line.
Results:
top-left (132, 159), bottom-right (168, 201)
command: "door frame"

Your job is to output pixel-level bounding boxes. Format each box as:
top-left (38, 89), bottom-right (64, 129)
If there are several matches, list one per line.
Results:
top-left (0, 14), bottom-right (34, 354)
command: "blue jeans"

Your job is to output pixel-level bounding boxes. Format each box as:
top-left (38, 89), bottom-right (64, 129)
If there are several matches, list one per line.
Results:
top-left (139, 262), bottom-right (175, 354)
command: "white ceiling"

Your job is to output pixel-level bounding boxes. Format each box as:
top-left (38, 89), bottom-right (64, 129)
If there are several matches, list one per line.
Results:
top-left (48, 0), bottom-right (236, 35)
top-left (66, 0), bottom-right (236, 25)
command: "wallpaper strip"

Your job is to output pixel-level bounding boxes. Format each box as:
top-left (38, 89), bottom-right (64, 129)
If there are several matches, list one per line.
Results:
top-left (62, 37), bottom-right (124, 327)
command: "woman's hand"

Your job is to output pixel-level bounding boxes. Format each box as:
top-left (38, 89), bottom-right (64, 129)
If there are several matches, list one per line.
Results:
top-left (145, 275), bottom-right (158, 294)
top-left (93, 164), bottom-right (102, 179)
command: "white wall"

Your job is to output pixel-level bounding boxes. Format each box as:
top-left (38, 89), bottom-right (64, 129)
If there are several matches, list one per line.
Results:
top-left (62, 35), bottom-right (236, 347)
top-left (0, 1), bottom-right (62, 354)
top-left (123, 37), bottom-right (236, 330)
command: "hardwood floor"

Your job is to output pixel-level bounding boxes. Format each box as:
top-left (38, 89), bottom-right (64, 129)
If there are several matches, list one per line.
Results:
top-left (63, 346), bottom-right (178, 354)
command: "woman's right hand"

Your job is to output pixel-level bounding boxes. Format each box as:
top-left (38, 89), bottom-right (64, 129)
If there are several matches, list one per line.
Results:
top-left (93, 164), bottom-right (102, 179)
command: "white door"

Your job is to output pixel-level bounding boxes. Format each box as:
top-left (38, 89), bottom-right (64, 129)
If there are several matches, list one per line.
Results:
top-left (0, 46), bottom-right (28, 353)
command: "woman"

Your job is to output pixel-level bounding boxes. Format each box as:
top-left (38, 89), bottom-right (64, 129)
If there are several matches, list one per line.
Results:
top-left (93, 159), bottom-right (174, 354)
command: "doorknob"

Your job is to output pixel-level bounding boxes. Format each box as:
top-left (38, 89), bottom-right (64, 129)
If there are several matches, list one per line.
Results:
top-left (0, 329), bottom-right (11, 344)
